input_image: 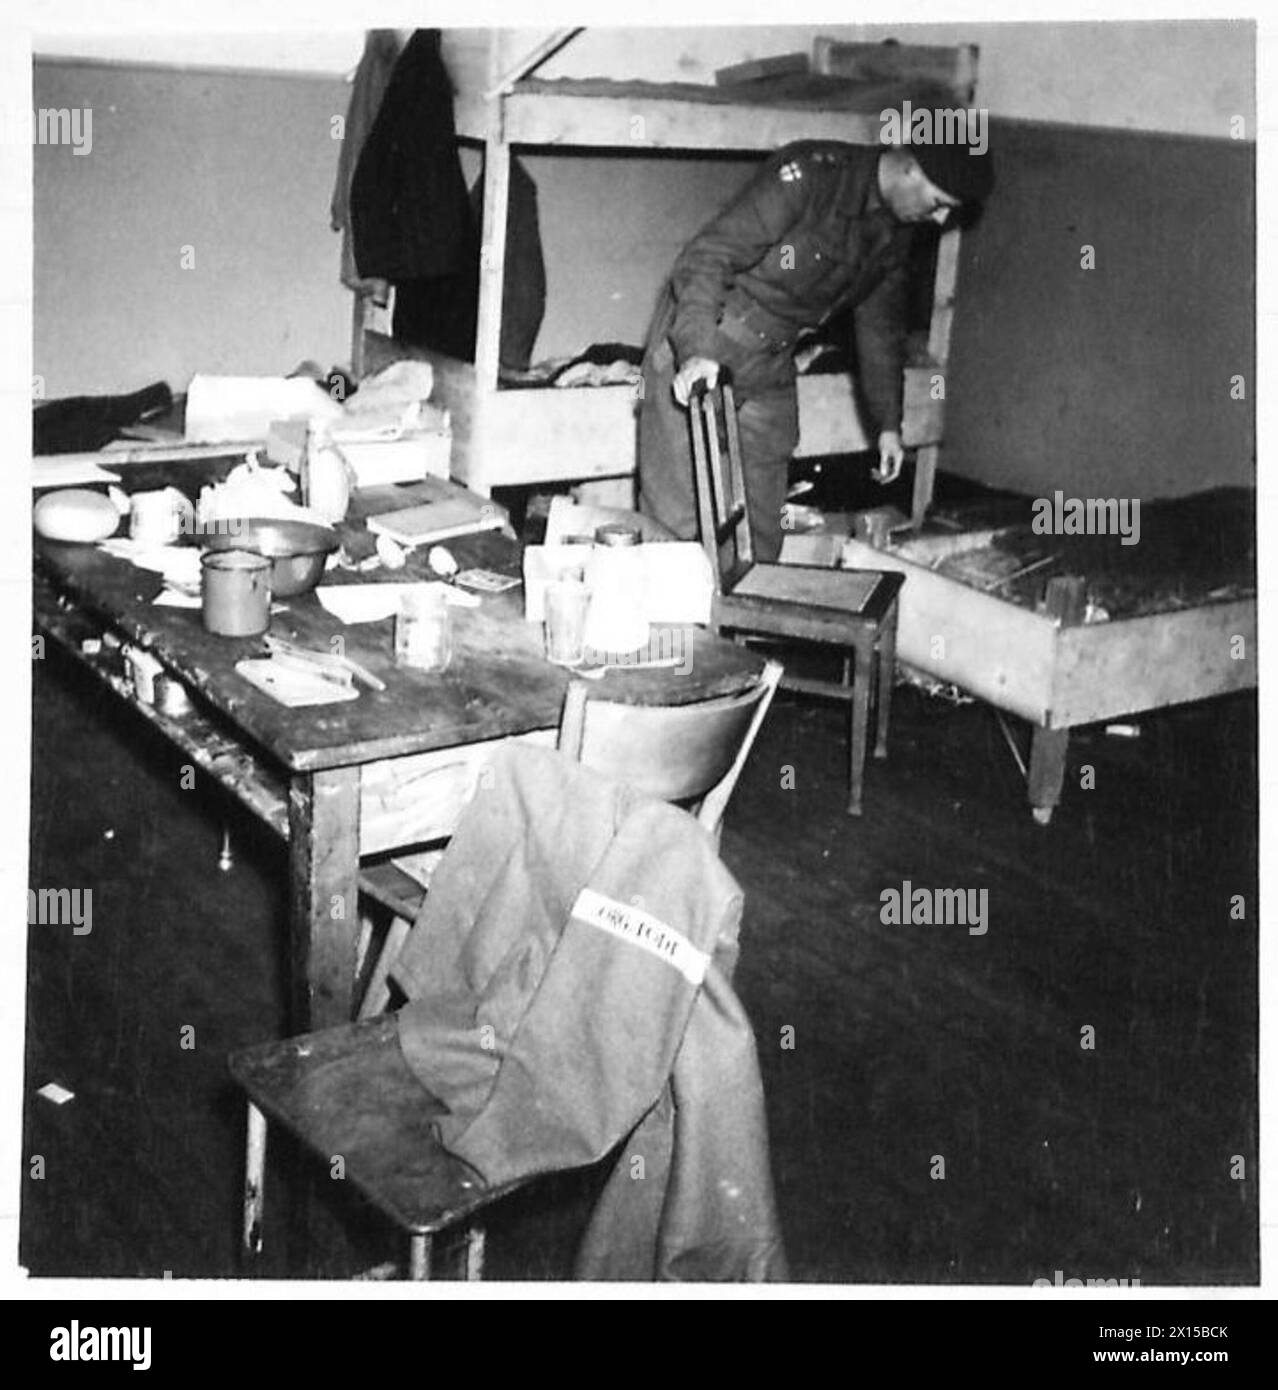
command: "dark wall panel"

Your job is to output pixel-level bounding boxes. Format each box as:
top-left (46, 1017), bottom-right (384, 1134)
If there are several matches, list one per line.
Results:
top-left (945, 119), bottom-right (1254, 498)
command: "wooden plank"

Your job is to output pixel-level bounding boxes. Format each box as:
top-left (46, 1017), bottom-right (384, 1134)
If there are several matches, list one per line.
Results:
top-left (794, 367), bottom-right (941, 457)
top-left (794, 373), bottom-right (868, 457)
top-left (927, 229), bottom-right (962, 364)
top-left (715, 53), bottom-right (810, 86)
top-left (289, 766), bottom-right (361, 1031)
top-left (359, 730), bottom-right (557, 856)
top-left (478, 386), bottom-right (638, 487)
top-left (812, 38), bottom-right (979, 103)
top-left (1050, 598), bottom-right (1256, 728)
top-left (911, 445), bottom-right (940, 529)
top-left (841, 536), bottom-right (1058, 723)
top-left (902, 365), bottom-right (945, 448)
top-left (474, 136), bottom-right (510, 392)
top-left (501, 91), bottom-right (885, 150)
top-left (484, 27), bottom-right (582, 99)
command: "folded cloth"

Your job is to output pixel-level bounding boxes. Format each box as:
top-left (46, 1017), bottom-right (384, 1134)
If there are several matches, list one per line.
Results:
top-left (392, 742), bottom-right (788, 1281)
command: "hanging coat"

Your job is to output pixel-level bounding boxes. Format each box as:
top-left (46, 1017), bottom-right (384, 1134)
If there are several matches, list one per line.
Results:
top-left (349, 30), bottom-right (474, 284)
top-left (392, 743), bottom-right (788, 1281)
top-left (330, 28), bottom-right (406, 295)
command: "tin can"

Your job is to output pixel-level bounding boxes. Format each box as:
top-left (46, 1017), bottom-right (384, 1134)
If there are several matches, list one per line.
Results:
top-left (201, 550), bottom-right (272, 637)
top-left (595, 522), bottom-right (641, 547)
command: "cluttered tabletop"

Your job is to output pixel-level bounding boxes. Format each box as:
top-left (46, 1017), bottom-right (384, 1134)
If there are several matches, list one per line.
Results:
top-left (33, 408), bottom-right (759, 774)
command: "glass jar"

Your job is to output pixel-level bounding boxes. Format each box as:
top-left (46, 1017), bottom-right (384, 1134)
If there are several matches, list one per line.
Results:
top-left (395, 587), bottom-right (452, 672)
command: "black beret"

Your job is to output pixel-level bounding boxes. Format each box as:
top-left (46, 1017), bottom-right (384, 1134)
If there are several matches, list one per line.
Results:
top-left (910, 140), bottom-right (996, 205)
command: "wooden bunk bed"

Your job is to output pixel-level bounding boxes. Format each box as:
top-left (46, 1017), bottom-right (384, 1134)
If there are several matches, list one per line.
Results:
top-left (359, 29), bottom-right (977, 521)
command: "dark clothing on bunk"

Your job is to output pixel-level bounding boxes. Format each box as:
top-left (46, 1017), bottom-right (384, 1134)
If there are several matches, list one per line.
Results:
top-left (638, 141), bottom-right (914, 561)
top-left (392, 158), bottom-right (546, 372)
top-left (33, 381), bottom-right (173, 455)
top-left (347, 28), bottom-right (545, 371)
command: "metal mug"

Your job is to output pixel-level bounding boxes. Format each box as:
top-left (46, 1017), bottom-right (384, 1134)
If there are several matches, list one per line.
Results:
top-left (201, 550), bottom-right (272, 637)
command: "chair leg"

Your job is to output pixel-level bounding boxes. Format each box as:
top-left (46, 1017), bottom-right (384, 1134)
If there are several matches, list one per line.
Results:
top-left (874, 603), bottom-right (898, 760)
top-left (243, 1102), bottom-right (267, 1259)
top-left (848, 644), bottom-right (870, 817)
top-left (409, 1233), bottom-right (433, 1281)
top-left (465, 1226), bottom-right (486, 1281)
top-left (357, 914), bottom-right (411, 1020)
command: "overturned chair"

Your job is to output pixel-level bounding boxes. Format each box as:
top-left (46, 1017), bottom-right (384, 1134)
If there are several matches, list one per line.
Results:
top-left (229, 678), bottom-right (787, 1281)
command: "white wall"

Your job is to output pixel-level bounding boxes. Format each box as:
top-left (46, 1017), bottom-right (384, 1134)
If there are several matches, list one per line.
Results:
top-left (35, 20), bottom-right (1254, 137)
top-left (506, 21), bottom-right (1253, 138)
top-left (33, 60), bottom-right (354, 398)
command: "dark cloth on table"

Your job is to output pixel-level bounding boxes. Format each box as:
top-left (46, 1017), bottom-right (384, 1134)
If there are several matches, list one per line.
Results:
top-left (392, 743), bottom-right (788, 1281)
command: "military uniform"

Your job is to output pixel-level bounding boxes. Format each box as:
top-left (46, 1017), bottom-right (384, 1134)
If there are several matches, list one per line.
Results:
top-left (638, 141), bottom-right (915, 562)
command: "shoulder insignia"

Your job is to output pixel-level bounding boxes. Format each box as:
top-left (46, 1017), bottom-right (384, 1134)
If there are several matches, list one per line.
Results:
top-left (778, 160), bottom-right (803, 183)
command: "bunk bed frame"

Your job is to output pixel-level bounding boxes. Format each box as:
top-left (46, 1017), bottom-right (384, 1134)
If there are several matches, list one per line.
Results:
top-left (359, 29), bottom-right (976, 521)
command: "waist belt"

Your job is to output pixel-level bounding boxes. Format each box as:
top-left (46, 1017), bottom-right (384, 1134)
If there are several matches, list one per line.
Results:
top-left (716, 311), bottom-right (795, 356)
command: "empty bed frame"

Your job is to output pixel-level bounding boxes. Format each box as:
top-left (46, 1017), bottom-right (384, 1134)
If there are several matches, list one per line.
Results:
top-left (359, 29), bottom-right (977, 519)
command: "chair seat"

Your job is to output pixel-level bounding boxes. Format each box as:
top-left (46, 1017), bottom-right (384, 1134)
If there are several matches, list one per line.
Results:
top-left (730, 563), bottom-right (884, 613)
top-left (718, 565), bottom-right (903, 645)
top-left (229, 1016), bottom-right (520, 1236)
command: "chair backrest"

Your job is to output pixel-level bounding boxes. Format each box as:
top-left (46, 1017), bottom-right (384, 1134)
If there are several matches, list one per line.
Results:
top-left (557, 659), bottom-right (783, 837)
top-left (688, 379), bottom-right (753, 589)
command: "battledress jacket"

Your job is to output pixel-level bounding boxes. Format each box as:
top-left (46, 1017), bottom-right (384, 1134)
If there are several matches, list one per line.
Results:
top-left (663, 139), bottom-right (915, 430)
top-left (392, 743), bottom-right (788, 1281)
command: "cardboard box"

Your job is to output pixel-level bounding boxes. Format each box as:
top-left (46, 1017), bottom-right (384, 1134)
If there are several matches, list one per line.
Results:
top-left (337, 428), bottom-right (452, 487)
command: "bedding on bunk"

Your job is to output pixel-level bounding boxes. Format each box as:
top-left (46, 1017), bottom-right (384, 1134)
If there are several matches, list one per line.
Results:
top-left (918, 488), bottom-right (1255, 620)
top-left (500, 342), bottom-right (644, 390)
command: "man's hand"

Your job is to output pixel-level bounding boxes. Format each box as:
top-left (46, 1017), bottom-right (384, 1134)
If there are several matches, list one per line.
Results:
top-left (672, 356), bottom-right (721, 407)
top-left (873, 429), bottom-right (906, 484)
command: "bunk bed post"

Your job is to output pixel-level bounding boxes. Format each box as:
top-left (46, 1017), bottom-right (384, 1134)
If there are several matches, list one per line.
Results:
top-left (910, 205), bottom-right (964, 528)
top-left (475, 132), bottom-right (511, 396)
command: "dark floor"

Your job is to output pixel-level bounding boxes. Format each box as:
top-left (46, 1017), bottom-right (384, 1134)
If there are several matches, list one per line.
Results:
top-left (22, 615), bottom-right (1258, 1283)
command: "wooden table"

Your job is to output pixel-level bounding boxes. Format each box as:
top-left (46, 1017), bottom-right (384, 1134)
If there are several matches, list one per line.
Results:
top-left (33, 462), bottom-right (763, 1030)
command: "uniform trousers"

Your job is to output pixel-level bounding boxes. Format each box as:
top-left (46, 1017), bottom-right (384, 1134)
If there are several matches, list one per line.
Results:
top-left (637, 332), bottom-right (798, 566)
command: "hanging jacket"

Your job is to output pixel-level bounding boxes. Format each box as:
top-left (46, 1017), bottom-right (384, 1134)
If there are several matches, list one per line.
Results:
top-left (392, 743), bottom-right (788, 1281)
top-left (349, 30), bottom-right (474, 283)
top-left (331, 29), bottom-right (405, 294)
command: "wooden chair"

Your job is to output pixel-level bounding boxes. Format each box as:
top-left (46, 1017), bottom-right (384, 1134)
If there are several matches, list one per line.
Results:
top-left (355, 658), bottom-right (781, 1018)
top-left (230, 660), bottom-right (782, 1280)
top-left (689, 379), bottom-right (904, 815)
